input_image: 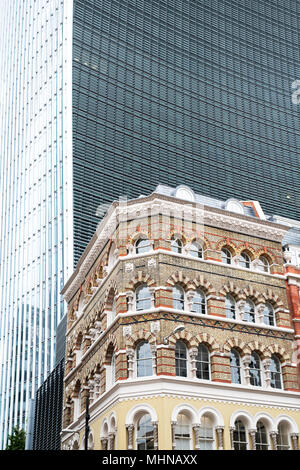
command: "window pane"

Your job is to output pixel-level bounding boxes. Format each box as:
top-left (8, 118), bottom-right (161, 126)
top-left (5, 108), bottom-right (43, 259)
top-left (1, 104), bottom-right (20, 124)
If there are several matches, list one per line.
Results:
top-left (137, 342), bottom-right (152, 377)
top-left (171, 237), bottom-right (182, 253)
top-left (199, 415), bottom-right (214, 450)
top-left (233, 420), bottom-right (247, 450)
top-left (196, 344), bottom-right (210, 380)
top-left (249, 353), bottom-right (261, 386)
top-left (277, 423), bottom-right (290, 450)
top-left (137, 414), bottom-right (154, 450)
top-left (136, 238), bottom-right (151, 254)
top-left (226, 295), bottom-right (236, 319)
top-left (190, 242), bottom-right (203, 258)
top-left (230, 349), bottom-right (241, 384)
top-left (270, 355), bottom-right (282, 389)
top-left (136, 285), bottom-right (152, 310)
top-left (173, 285), bottom-right (184, 310)
top-left (243, 300), bottom-right (255, 322)
top-left (175, 414), bottom-right (190, 450)
top-left (191, 289), bottom-right (206, 314)
top-left (239, 252), bottom-right (250, 268)
top-left (263, 302), bottom-right (275, 326)
top-left (221, 248), bottom-right (232, 264)
top-left (255, 421), bottom-right (268, 450)
top-left (175, 341), bottom-right (187, 377)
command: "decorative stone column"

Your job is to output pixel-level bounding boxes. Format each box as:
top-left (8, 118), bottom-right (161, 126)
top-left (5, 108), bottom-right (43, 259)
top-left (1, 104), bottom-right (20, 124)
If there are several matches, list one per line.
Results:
top-left (171, 421), bottom-right (177, 450)
top-left (270, 432), bottom-right (278, 450)
top-left (229, 426), bottom-right (235, 450)
top-left (263, 358), bottom-right (271, 388)
top-left (127, 348), bottom-right (135, 379)
top-left (189, 347), bottom-right (198, 378)
top-left (256, 304), bottom-right (266, 324)
top-left (216, 426), bottom-right (224, 450)
top-left (193, 424), bottom-right (201, 450)
top-left (126, 424), bottom-right (134, 450)
top-left (249, 429), bottom-right (256, 450)
top-left (108, 432), bottom-right (115, 450)
top-left (101, 437), bottom-right (108, 450)
top-left (149, 287), bottom-right (156, 309)
top-left (94, 373), bottom-right (101, 400)
top-left (152, 421), bottom-right (159, 450)
top-left (127, 291), bottom-right (134, 312)
top-left (242, 355), bottom-right (251, 386)
top-left (151, 344), bottom-right (157, 376)
top-left (186, 290), bottom-right (195, 312)
top-left (291, 433), bottom-right (299, 450)
top-left (236, 299), bottom-right (246, 322)
top-left (88, 379), bottom-right (95, 404)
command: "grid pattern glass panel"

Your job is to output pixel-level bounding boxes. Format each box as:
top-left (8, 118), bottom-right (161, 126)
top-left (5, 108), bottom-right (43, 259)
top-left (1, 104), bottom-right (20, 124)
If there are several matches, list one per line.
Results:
top-left (72, 0), bottom-right (300, 264)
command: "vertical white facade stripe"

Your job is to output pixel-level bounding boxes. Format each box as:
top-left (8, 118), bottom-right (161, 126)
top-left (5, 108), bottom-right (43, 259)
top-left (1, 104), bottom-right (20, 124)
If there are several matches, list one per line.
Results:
top-left (0, 0), bottom-right (73, 449)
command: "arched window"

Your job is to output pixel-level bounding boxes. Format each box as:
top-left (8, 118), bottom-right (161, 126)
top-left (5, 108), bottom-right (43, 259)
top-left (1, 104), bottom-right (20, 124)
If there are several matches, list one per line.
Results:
top-left (175, 341), bottom-right (187, 377)
top-left (233, 419), bottom-right (248, 450)
top-left (221, 248), bottom-right (232, 265)
top-left (277, 422), bottom-right (291, 450)
top-left (225, 294), bottom-right (236, 319)
top-left (136, 414), bottom-right (154, 450)
top-left (171, 236), bottom-right (182, 254)
top-left (255, 421), bottom-right (269, 450)
top-left (136, 341), bottom-right (153, 377)
top-left (174, 413), bottom-right (191, 450)
top-left (195, 344), bottom-right (210, 380)
top-left (230, 349), bottom-right (241, 384)
top-left (75, 333), bottom-right (83, 366)
top-left (74, 387), bottom-right (82, 420)
top-left (199, 415), bottom-right (215, 450)
top-left (111, 353), bottom-right (116, 386)
top-left (105, 345), bottom-right (116, 390)
top-left (189, 241), bottom-right (203, 259)
top-left (135, 238), bottom-right (151, 254)
top-left (263, 302), bottom-right (275, 326)
top-left (270, 355), bottom-right (282, 389)
top-left (136, 284), bottom-right (152, 311)
top-left (243, 299), bottom-right (255, 323)
top-left (257, 256), bottom-right (270, 273)
top-left (191, 289), bottom-right (206, 314)
top-left (173, 285), bottom-right (185, 310)
top-left (239, 251), bottom-right (251, 269)
top-left (249, 352), bottom-right (262, 387)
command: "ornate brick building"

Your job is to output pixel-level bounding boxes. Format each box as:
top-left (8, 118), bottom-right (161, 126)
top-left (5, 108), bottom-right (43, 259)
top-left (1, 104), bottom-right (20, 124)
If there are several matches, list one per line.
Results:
top-left (61, 185), bottom-right (300, 450)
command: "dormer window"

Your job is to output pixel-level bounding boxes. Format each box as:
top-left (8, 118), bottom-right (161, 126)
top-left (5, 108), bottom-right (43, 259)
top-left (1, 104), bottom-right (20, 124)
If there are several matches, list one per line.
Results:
top-left (239, 251), bottom-right (251, 269)
top-left (171, 236), bottom-right (182, 254)
top-left (189, 241), bottom-right (203, 259)
top-left (135, 238), bottom-right (151, 254)
top-left (221, 248), bottom-right (232, 265)
top-left (257, 256), bottom-right (269, 273)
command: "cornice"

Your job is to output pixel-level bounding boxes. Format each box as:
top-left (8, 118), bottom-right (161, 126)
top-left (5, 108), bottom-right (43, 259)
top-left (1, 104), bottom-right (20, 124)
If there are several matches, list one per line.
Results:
top-left (63, 376), bottom-right (300, 437)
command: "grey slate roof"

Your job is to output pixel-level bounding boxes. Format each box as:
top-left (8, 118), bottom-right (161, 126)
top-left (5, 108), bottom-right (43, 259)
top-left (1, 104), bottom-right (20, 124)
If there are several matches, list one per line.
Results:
top-left (153, 184), bottom-right (257, 218)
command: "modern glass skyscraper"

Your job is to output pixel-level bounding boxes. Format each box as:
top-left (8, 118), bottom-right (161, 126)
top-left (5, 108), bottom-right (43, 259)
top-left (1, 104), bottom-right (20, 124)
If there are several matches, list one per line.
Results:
top-left (1, 0), bottom-right (300, 450)
top-left (0, 0), bottom-right (74, 448)
top-left (72, 0), bottom-right (300, 262)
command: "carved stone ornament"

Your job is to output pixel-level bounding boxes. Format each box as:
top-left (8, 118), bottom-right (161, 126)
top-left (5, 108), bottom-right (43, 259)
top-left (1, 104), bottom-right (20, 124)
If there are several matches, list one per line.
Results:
top-left (125, 262), bottom-right (134, 272)
top-left (148, 257), bottom-right (156, 268)
top-left (123, 325), bottom-right (132, 337)
top-left (150, 321), bottom-right (160, 334)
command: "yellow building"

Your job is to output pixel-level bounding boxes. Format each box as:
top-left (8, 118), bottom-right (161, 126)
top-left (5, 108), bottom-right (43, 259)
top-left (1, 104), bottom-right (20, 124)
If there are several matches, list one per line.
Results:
top-left (61, 185), bottom-right (300, 450)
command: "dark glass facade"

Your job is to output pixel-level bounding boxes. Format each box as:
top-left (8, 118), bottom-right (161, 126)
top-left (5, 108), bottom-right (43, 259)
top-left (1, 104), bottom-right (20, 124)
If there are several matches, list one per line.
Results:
top-left (72, 0), bottom-right (300, 263)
